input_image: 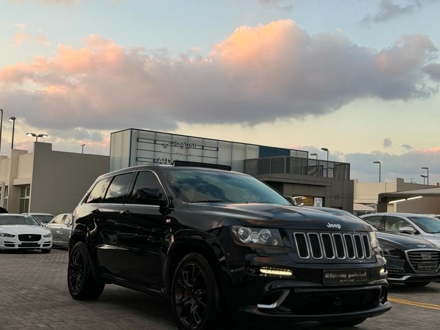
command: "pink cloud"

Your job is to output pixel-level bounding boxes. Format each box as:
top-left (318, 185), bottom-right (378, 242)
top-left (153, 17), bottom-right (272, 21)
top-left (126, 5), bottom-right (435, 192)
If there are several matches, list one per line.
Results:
top-left (12, 32), bottom-right (33, 45)
top-left (0, 20), bottom-right (439, 134)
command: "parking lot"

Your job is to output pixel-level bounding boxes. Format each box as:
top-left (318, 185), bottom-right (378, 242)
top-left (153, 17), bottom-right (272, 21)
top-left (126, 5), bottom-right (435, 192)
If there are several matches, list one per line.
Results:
top-left (1, 249), bottom-right (439, 330)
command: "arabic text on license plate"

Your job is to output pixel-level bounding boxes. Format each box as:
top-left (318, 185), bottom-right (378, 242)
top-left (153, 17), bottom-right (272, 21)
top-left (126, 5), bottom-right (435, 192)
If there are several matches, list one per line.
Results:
top-left (323, 269), bottom-right (368, 285)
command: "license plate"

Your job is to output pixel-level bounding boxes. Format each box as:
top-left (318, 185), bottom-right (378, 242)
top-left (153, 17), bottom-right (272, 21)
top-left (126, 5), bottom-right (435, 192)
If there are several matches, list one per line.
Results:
top-left (19, 243), bottom-right (39, 248)
top-left (323, 269), bottom-right (368, 285)
top-left (417, 263), bottom-right (438, 272)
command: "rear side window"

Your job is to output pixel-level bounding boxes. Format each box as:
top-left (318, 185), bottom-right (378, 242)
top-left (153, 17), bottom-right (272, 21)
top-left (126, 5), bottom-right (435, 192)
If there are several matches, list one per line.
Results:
top-left (128, 171), bottom-right (165, 205)
top-left (102, 173), bottom-right (134, 204)
top-left (363, 216), bottom-right (382, 229)
top-left (86, 178), bottom-right (111, 204)
top-left (52, 214), bottom-right (66, 224)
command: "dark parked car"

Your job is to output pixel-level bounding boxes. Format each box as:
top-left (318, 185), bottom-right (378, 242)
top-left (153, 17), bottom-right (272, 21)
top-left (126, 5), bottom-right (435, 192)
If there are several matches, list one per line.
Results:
top-left (310, 207), bottom-right (440, 287)
top-left (360, 213), bottom-right (440, 248)
top-left (68, 163), bottom-right (391, 330)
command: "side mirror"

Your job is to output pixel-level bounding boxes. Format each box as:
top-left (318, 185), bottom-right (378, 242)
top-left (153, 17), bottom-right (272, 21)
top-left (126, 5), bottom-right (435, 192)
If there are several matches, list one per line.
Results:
top-left (399, 226), bottom-right (416, 235)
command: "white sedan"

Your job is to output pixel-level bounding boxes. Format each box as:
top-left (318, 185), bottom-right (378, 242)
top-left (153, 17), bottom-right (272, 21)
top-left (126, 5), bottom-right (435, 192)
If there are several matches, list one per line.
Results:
top-left (0, 214), bottom-right (52, 253)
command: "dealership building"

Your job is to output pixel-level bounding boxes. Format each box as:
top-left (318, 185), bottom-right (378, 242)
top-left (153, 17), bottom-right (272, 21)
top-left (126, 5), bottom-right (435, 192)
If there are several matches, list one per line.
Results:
top-left (110, 128), bottom-right (354, 211)
top-left (0, 128), bottom-right (354, 215)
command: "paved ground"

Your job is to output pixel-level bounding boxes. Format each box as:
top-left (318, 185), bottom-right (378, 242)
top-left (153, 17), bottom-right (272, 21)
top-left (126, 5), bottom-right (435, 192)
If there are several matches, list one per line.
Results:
top-left (1, 249), bottom-right (439, 330)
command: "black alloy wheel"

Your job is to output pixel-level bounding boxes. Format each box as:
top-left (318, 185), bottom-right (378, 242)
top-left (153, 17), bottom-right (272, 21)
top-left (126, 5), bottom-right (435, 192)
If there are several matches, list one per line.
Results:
top-left (171, 253), bottom-right (224, 330)
top-left (67, 241), bottom-right (104, 300)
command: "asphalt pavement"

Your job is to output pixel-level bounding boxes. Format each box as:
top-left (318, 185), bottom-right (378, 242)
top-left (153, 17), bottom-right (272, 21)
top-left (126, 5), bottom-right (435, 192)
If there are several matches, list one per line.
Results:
top-left (1, 249), bottom-right (439, 330)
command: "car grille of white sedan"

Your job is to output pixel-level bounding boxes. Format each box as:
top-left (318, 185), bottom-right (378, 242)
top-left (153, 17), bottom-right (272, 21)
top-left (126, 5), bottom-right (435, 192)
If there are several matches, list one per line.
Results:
top-left (18, 234), bottom-right (42, 241)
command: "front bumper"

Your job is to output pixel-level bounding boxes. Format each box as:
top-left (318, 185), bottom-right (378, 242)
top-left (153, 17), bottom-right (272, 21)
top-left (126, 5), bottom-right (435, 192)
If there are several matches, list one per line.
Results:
top-left (0, 237), bottom-right (52, 250)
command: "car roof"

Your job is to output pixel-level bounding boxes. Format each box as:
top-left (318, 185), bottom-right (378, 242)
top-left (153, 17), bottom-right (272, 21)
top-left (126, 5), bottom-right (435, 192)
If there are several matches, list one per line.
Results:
top-left (363, 212), bottom-right (437, 217)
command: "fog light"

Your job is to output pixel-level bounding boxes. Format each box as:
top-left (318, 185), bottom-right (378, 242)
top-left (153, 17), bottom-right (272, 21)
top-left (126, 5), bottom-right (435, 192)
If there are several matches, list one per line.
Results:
top-left (260, 267), bottom-right (292, 276)
top-left (380, 268), bottom-right (387, 276)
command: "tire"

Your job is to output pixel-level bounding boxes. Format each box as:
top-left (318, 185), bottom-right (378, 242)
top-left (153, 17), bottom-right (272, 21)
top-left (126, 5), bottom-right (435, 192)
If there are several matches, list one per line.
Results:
top-left (41, 249), bottom-right (51, 254)
top-left (405, 282), bottom-right (430, 287)
top-left (323, 317), bottom-right (367, 327)
top-left (67, 241), bottom-right (105, 300)
top-left (171, 253), bottom-right (225, 330)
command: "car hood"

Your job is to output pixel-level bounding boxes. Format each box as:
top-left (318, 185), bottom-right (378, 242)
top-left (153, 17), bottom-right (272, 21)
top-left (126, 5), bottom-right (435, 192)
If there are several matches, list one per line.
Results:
top-left (0, 225), bottom-right (50, 235)
top-left (187, 203), bottom-right (372, 231)
top-left (377, 232), bottom-right (438, 249)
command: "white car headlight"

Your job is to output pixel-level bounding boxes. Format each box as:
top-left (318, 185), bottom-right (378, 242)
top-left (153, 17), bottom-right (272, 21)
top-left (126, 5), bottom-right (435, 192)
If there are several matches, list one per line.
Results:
top-left (231, 226), bottom-right (283, 246)
top-left (0, 233), bottom-right (15, 238)
top-left (43, 233), bottom-right (52, 238)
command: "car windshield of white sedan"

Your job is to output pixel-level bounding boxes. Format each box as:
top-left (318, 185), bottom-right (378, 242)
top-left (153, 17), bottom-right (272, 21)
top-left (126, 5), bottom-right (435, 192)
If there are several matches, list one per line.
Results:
top-left (167, 169), bottom-right (291, 205)
top-left (408, 216), bottom-right (440, 234)
top-left (0, 216), bottom-right (40, 226)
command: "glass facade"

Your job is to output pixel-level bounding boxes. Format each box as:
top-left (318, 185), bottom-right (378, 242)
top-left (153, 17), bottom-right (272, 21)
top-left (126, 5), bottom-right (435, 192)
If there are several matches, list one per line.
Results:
top-left (110, 129), bottom-right (308, 172)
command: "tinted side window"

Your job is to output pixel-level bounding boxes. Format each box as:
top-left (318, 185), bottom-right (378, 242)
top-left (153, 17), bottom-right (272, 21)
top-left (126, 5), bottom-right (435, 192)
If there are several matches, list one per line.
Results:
top-left (129, 171), bottom-right (165, 205)
top-left (86, 178), bottom-right (111, 204)
top-left (52, 215), bottom-right (65, 224)
top-left (384, 216), bottom-right (412, 232)
top-left (102, 173), bottom-right (134, 204)
top-left (363, 216), bottom-right (382, 229)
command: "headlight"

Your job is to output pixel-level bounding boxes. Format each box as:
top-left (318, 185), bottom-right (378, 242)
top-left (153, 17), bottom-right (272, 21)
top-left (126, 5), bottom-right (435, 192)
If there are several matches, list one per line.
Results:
top-left (0, 233), bottom-right (15, 238)
top-left (43, 233), bottom-right (52, 238)
top-left (383, 247), bottom-right (401, 257)
top-left (231, 226), bottom-right (283, 246)
top-left (369, 231), bottom-right (379, 248)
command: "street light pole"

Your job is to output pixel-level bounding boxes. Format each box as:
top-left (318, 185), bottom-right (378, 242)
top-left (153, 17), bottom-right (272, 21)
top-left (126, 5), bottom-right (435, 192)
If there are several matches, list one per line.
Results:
top-left (310, 153), bottom-right (317, 159)
top-left (9, 117), bottom-right (16, 149)
top-left (421, 167), bottom-right (429, 185)
top-left (420, 175), bottom-right (427, 185)
top-left (0, 109), bottom-right (3, 153)
top-left (373, 161), bottom-right (382, 183)
top-left (81, 144), bottom-right (85, 154)
top-left (26, 133), bottom-right (48, 142)
top-left (321, 148), bottom-right (329, 177)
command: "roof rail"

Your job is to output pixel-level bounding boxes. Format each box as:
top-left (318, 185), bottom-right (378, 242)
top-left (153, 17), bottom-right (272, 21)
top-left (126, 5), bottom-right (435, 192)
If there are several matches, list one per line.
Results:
top-left (173, 160), bottom-right (231, 171)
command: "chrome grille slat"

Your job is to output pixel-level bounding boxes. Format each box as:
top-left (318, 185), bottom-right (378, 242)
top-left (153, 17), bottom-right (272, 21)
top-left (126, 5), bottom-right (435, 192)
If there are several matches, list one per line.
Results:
top-left (294, 232), bottom-right (372, 260)
top-left (405, 250), bottom-right (440, 273)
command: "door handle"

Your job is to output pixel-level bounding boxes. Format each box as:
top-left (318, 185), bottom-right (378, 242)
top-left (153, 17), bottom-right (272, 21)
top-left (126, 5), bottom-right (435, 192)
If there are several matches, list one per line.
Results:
top-left (120, 210), bottom-right (131, 216)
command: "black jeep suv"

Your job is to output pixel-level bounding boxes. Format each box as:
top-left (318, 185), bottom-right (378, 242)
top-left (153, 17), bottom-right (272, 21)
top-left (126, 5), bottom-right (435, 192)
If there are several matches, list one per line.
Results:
top-left (67, 163), bottom-right (391, 330)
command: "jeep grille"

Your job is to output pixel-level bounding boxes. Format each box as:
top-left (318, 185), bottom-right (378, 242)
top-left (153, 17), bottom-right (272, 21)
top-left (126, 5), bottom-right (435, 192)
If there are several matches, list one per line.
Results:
top-left (294, 232), bottom-right (372, 260)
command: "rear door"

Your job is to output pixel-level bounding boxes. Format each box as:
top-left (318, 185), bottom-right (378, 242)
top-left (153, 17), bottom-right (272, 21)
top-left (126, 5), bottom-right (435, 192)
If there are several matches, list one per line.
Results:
top-left (94, 172), bottom-right (135, 277)
top-left (115, 170), bottom-right (169, 288)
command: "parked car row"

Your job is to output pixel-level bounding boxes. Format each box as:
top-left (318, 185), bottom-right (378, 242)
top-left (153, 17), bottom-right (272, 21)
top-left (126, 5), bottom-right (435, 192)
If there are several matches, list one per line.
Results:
top-left (0, 212), bottom-right (72, 252)
top-left (308, 208), bottom-right (440, 288)
top-left (0, 214), bottom-right (52, 253)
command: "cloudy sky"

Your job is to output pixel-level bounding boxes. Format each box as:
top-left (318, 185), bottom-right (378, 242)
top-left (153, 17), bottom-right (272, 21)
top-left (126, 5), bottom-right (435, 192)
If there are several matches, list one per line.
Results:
top-left (1, 0), bottom-right (439, 184)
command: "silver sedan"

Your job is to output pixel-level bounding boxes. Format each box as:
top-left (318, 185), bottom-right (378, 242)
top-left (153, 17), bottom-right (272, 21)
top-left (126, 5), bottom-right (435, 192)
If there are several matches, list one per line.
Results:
top-left (45, 213), bottom-right (72, 248)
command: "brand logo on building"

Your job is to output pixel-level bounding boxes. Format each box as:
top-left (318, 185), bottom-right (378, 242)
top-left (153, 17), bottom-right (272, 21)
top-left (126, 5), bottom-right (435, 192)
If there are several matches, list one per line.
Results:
top-left (327, 223), bottom-right (342, 229)
top-left (162, 142), bottom-right (197, 149)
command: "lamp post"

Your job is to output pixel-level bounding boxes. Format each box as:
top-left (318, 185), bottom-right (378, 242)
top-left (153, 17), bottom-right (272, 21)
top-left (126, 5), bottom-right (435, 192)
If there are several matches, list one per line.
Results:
top-left (0, 109), bottom-right (3, 153)
top-left (421, 167), bottom-right (429, 185)
top-left (373, 161), bottom-right (382, 183)
top-left (81, 144), bottom-right (85, 154)
top-left (420, 175), bottom-right (427, 185)
top-left (9, 117), bottom-right (16, 149)
top-left (310, 153), bottom-right (318, 159)
top-left (26, 133), bottom-right (48, 142)
top-left (321, 148), bottom-right (329, 177)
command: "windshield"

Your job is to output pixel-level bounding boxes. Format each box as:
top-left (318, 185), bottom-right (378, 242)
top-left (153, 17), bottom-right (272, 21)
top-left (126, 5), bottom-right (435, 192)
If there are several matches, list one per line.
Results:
top-left (0, 216), bottom-right (40, 226)
top-left (30, 215), bottom-right (54, 224)
top-left (408, 216), bottom-right (440, 233)
top-left (166, 168), bottom-right (291, 205)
